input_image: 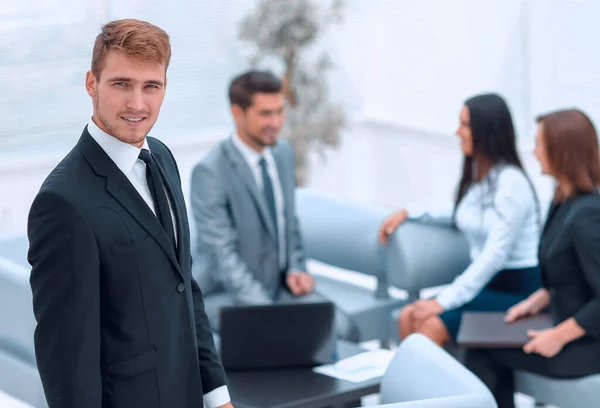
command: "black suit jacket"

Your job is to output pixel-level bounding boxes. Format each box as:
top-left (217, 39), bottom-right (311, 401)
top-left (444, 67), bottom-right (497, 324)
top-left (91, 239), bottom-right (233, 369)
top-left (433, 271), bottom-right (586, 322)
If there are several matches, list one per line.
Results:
top-left (27, 128), bottom-right (227, 408)
top-left (539, 192), bottom-right (600, 376)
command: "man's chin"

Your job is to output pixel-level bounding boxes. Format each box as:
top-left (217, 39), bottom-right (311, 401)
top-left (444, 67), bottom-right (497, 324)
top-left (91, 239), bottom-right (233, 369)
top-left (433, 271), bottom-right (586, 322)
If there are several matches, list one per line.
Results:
top-left (262, 136), bottom-right (278, 146)
top-left (114, 130), bottom-right (149, 147)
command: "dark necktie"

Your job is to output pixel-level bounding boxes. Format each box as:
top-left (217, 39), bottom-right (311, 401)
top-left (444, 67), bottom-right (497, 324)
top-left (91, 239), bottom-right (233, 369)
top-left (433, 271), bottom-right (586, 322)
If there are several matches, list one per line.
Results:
top-left (139, 149), bottom-right (176, 251)
top-left (259, 157), bottom-right (279, 241)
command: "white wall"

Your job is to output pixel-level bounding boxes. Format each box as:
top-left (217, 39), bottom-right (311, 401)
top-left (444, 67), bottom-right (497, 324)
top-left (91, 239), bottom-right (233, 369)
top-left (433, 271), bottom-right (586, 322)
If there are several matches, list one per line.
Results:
top-left (529, 0), bottom-right (600, 121)
top-left (2, 0), bottom-right (599, 237)
top-left (363, 0), bottom-right (531, 140)
top-left (362, 0), bottom-right (600, 140)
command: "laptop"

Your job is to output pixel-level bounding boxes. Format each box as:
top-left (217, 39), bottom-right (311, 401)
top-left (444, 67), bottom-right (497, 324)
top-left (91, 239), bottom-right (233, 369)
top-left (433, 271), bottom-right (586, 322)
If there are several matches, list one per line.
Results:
top-left (219, 301), bottom-right (337, 370)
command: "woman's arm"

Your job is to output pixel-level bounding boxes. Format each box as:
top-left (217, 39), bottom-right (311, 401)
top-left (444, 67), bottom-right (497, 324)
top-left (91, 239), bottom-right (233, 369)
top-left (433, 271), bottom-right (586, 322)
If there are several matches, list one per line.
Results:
top-left (505, 288), bottom-right (550, 322)
top-left (537, 203), bottom-right (600, 352)
top-left (554, 318), bottom-right (587, 344)
top-left (379, 202), bottom-right (455, 244)
top-left (570, 205), bottom-right (600, 338)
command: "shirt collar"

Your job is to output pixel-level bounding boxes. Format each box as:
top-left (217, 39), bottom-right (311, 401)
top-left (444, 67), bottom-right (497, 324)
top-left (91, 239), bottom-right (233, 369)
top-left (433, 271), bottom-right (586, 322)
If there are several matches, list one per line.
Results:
top-left (87, 117), bottom-right (150, 175)
top-left (231, 131), bottom-right (273, 167)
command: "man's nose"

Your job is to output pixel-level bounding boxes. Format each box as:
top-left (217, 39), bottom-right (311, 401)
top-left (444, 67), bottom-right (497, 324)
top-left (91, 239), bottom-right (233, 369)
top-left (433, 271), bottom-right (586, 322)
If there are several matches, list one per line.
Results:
top-left (126, 88), bottom-right (145, 112)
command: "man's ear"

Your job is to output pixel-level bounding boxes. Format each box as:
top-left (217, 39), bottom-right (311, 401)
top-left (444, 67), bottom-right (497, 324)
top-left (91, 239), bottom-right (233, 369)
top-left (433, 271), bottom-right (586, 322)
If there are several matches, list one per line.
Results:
top-left (231, 104), bottom-right (245, 121)
top-left (85, 70), bottom-right (98, 97)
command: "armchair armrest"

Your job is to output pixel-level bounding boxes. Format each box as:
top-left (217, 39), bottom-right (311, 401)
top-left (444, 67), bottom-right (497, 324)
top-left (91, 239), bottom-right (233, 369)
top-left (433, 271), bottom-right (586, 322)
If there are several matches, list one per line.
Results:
top-left (385, 221), bottom-right (470, 295)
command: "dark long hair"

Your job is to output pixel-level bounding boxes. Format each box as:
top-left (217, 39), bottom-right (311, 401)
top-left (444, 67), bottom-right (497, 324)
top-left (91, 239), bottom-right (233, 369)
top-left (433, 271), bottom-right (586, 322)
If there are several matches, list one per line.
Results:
top-left (454, 93), bottom-right (539, 221)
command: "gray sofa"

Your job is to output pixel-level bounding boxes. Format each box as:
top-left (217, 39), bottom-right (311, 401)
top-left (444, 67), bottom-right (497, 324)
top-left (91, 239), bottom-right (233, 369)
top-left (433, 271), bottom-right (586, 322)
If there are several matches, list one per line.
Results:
top-left (0, 236), bottom-right (46, 407)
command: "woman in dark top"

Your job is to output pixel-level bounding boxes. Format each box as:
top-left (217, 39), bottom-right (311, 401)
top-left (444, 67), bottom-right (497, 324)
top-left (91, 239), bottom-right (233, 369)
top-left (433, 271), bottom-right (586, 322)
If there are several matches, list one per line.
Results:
top-left (465, 109), bottom-right (600, 408)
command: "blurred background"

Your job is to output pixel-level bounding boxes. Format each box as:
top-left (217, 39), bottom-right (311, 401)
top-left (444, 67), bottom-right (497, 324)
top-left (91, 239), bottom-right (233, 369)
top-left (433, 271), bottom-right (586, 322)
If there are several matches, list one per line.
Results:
top-left (2, 1), bottom-right (600, 406)
top-left (5, 0), bottom-right (600, 237)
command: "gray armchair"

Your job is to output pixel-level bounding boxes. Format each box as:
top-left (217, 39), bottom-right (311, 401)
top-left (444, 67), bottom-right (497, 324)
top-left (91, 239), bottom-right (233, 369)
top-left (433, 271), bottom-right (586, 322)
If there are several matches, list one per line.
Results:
top-left (296, 189), bottom-right (406, 342)
top-left (385, 221), bottom-right (470, 342)
top-left (363, 333), bottom-right (496, 407)
top-left (515, 371), bottom-right (600, 408)
top-left (386, 220), bottom-right (470, 301)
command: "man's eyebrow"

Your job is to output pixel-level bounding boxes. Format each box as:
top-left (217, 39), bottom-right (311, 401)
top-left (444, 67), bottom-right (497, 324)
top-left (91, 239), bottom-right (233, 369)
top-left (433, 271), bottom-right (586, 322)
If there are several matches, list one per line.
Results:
top-left (105, 77), bottom-right (164, 86)
top-left (106, 76), bottom-right (132, 82)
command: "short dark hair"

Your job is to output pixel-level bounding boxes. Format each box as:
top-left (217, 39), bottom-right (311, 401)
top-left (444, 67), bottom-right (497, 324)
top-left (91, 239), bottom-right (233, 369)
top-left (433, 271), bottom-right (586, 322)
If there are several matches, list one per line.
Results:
top-left (228, 71), bottom-right (282, 110)
top-left (536, 109), bottom-right (600, 201)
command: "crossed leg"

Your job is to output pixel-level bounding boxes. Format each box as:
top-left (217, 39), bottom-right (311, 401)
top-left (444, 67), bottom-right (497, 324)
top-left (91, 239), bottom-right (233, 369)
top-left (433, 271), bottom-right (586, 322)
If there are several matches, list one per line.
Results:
top-left (398, 305), bottom-right (450, 347)
top-left (414, 315), bottom-right (450, 346)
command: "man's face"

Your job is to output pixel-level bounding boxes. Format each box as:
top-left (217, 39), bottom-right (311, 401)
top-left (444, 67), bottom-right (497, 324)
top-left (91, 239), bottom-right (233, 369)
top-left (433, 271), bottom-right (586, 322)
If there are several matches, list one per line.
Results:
top-left (85, 51), bottom-right (167, 147)
top-left (233, 93), bottom-right (285, 151)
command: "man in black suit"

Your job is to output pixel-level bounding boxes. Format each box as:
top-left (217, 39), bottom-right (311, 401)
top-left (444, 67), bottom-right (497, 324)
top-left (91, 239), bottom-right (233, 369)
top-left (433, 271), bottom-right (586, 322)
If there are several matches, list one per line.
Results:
top-left (27, 19), bottom-right (232, 408)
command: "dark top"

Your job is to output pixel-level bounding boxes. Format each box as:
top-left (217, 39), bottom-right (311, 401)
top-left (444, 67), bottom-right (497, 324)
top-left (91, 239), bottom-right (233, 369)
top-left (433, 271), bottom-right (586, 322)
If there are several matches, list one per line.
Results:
top-left (538, 192), bottom-right (600, 376)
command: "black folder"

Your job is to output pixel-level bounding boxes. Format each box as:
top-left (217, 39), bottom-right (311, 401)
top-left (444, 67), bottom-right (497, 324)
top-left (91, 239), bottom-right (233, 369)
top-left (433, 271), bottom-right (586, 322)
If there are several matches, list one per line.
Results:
top-left (457, 312), bottom-right (554, 348)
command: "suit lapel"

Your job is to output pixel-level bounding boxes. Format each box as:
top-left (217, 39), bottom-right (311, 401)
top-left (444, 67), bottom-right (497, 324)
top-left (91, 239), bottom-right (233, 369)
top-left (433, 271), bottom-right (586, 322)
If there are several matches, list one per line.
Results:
top-left (539, 201), bottom-right (571, 263)
top-left (223, 139), bottom-right (277, 238)
top-left (77, 129), bottom-right (182, 277)
top-left (272, 146), bottom-right (291, 235)
top-left (542, 202), bottom-right (561, 237)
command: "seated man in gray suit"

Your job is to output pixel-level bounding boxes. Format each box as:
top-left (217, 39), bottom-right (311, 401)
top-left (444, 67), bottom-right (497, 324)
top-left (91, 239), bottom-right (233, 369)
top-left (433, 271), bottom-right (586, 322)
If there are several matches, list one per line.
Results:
top-left (190, 70), bottom-right (358, 341)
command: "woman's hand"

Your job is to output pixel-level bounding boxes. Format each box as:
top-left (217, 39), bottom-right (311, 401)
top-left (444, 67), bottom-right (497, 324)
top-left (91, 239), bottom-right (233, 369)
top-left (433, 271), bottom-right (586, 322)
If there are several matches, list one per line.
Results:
top-left (505, 289), bottom-right (550, 323)
top-left (523, 328), bottom-right (565, 358)
top-left (505, 299), bottom-right (538, 323)
top-left (378, 209), bottom-right (408, 245)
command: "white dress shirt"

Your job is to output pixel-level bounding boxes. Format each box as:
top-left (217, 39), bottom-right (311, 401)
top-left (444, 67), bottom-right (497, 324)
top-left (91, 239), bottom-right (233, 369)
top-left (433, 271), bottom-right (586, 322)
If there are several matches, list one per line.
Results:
top-left (408, 165), bottom-right (540, 310)
top-left (232, 132), bottom-right (287, 270)
top-left (87, 118), bottom-right (179, 241)
top-left (87, 118), bottom-right (230, 408)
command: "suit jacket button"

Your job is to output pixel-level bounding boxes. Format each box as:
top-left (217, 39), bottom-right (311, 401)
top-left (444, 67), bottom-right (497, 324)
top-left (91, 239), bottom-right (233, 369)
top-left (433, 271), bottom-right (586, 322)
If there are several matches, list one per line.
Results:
top-left (177, 283), bottom-right (185, 293)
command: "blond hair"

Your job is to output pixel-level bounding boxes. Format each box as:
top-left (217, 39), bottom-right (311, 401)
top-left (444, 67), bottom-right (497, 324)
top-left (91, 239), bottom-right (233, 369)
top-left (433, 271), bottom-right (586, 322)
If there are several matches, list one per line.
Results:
top-left (91, 19), bottom-right (171, 78)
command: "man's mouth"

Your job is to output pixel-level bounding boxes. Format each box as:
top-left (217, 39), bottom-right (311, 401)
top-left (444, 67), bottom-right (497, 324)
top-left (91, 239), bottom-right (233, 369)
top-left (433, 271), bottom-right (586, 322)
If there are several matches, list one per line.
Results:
top-left (122, 116), bottom-right (146, 125)
top-left (122, 116), bottom-right (145, 122)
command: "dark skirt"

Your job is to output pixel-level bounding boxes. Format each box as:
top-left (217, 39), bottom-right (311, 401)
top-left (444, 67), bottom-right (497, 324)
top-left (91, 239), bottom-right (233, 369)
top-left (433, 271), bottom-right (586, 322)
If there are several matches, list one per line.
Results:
top-left (439, 266), bottom-right (542, 340)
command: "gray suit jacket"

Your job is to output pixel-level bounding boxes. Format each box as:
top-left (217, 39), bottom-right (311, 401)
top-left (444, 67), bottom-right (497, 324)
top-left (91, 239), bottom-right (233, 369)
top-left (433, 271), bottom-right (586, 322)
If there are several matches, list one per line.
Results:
top-left (190, 137), bottom-right (307, 304)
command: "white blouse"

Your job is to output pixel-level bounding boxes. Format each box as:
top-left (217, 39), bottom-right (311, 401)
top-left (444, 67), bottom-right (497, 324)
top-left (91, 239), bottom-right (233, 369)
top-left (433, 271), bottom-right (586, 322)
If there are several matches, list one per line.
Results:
top-left (408, 165), bottom-right (540, 310)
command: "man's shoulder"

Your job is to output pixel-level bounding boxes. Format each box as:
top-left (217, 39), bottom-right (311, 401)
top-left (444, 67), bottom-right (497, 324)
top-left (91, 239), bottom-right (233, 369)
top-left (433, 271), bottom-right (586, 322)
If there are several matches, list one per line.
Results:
top-left (272, 139), bottom-right (294, 157)
top-left (33, 148), bottom-right (91, 217)
top-left (147, 136), bottom-right (175, 164)
top-left (192, 139), bottom-right (231, 173)
top-left (39, 146), bottom-right (86, 195)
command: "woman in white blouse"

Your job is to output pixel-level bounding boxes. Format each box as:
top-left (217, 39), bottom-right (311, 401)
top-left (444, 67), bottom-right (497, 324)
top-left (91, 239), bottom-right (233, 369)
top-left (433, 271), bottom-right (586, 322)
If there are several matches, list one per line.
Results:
top-left (379, 93), bottom-right (541, 346)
